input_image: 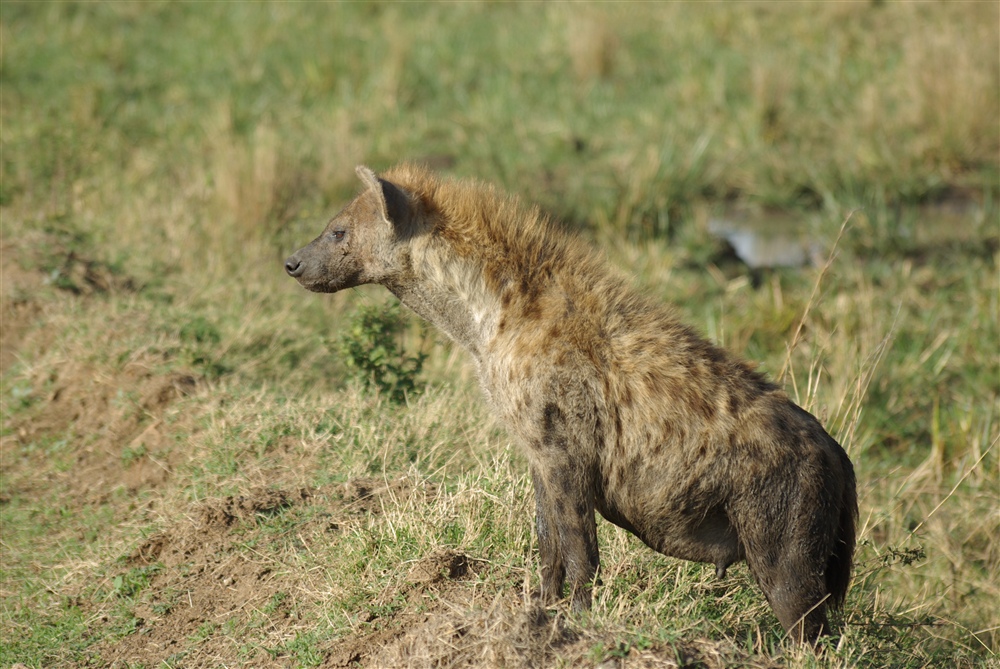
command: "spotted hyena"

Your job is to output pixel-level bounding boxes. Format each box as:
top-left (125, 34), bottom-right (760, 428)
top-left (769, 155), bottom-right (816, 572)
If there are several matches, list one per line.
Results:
top-left (285, 164), bottom-right (857, 642)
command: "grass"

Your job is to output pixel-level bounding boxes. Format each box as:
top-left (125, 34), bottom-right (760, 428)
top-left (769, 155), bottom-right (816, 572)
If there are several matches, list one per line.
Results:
top-left (2, 2), bottom-right (998, 667)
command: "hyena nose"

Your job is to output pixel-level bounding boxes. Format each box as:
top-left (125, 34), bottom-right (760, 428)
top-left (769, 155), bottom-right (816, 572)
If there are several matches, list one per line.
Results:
top-left (284, 256), bottom-right (304, 277)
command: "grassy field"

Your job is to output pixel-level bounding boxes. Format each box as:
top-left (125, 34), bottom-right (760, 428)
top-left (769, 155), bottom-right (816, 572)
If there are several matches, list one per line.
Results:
top-left (2, 2), bottom-right (998, 667)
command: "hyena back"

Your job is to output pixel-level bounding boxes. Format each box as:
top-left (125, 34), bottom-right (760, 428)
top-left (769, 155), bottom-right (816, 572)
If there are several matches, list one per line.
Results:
top-left (285, 164), bottom-right (858, 642)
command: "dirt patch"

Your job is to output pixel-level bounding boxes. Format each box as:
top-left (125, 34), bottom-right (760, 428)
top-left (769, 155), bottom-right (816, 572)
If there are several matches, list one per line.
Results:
top-left (98, 487), bottom-right (312, 668)
top-left (338, 475), bottom-right (440, 515)
top-left (323, 549), bottom-right (493, 669)
top-left (13, 362), bottom-right (197, 444)
top-left (360, 604), bottom-right (575, 669)
top-left (406, 549), bottom-right (475, 585)
top-left (4, 359), bottom-right (199, 504)
top-left (196, 487), bottom-right (306, 528)
top-left (322, 546), bottom-right (728, 669)
top-left (339, 596), bottom-right (732, 669)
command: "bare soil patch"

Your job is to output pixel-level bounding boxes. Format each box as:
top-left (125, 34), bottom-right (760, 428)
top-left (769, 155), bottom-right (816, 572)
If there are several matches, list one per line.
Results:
top-left (4, 358), bottom-right (199, 504)
top-left (97, 488), bottom-right (311, 668)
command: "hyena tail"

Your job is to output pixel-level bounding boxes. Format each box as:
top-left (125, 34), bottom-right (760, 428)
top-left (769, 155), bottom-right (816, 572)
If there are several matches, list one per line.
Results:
top-left (825, 453), bottom-right (858, 609)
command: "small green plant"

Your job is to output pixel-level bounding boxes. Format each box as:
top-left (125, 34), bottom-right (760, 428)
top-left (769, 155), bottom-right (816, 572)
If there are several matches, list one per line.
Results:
top-left (120, 444), bottom-right (148, 467)
top-left (111, 564), bottom-right (162, 600)
top-left (262, 591), bottom-right (290, 614)
top-left (267, 631), bottom-right (325, 666)
top-left (337, 301), bottom-right (427, 404)
top-left (179, 316), bottom-right (222, 345)
top-left (189, 620), bottom-right (218, 644)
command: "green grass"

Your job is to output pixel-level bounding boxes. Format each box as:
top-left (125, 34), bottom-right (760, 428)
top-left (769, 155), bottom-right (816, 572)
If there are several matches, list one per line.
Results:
top-left (2, 2), bottom-right (998, 667)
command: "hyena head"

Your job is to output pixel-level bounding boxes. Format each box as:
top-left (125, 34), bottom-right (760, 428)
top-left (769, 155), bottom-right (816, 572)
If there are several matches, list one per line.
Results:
top-left (285, 166), bottom-right (414, 293)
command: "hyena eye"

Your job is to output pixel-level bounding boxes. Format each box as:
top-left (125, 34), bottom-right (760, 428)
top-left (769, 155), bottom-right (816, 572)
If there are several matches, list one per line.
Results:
top-left (330, 230), bottom-right (346, 241)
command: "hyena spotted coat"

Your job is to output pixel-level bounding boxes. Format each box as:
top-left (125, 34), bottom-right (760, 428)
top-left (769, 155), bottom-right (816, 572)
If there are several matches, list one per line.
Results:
top-left (285, 164), bottom-right (858, 642)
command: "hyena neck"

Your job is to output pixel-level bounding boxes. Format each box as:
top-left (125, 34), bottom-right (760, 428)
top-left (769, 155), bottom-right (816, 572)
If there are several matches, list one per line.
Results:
top-left (386, 241), bottom-right (500, 363)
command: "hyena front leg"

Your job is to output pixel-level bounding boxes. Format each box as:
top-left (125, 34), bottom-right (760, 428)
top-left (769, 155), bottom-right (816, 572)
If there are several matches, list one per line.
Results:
top-left (531, 466), bottom-right (565, 603)
top-left (530, 458), bottom-right (599, 611)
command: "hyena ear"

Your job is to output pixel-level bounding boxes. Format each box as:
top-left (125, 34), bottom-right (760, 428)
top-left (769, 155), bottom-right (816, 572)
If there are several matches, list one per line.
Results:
top-left (355, 165), bottom-right (412, 230)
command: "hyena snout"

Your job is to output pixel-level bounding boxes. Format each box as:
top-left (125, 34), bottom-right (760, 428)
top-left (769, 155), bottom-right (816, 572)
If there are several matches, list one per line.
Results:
top-left (284, 255), bottom-right (305, 278)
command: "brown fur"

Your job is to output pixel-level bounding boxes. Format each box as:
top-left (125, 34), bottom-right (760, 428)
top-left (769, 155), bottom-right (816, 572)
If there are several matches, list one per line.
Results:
top-left (285, 164), bottom-right (858, 642)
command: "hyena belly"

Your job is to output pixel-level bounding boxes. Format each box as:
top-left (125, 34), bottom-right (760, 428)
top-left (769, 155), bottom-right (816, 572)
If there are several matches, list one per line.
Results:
top-left (593, 400), bottom-right (747, 577)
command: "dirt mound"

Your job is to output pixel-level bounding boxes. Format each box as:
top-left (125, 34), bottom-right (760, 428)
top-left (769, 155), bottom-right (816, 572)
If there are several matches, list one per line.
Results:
top-left (197, 487), bottom-right (306, 528)
top-left (337, 475), bottom-right (439, 515)
top-left (76, 475), bottom-right (731, 669)
top-left (361, 603), bottom-right (574, 669)
top-left (13, 362), bottom-right (197, 445)
top-left (325, 546), bottom-right (725, 669)
top-left (343, 595), bottom-right (727, 669)
top-left (100, 487), bottom-right (313, 668)
top-left (324, 548), bottom-right (493, 668)
top-left (406, 549), bottom-right (476, 585)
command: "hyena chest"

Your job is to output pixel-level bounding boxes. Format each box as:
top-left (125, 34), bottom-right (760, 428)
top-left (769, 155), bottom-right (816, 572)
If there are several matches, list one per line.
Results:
top-left (476, 353), bottom-right (549, 445)
top-left (478, 334), bottom-right (603, 449)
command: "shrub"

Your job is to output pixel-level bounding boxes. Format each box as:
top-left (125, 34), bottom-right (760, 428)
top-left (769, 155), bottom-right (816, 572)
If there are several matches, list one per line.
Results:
top-left (336, 301), bottom-right (427, 404)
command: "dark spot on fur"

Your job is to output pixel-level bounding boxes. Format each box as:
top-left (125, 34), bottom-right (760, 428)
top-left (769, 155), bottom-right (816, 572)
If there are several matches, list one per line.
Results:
top-left (542, 403), bottom-right (568, 451)
top-left (559, 475), bottom-right (574, 496)
top-left (625, 456), bottom-right (642, 484)
top-left (684, 387), bottom-right (716, 421)
top-left (519, 275), bottom-right (544, 304)
top-left (705, 345), bottom-right (727, 366)
top-left (700, 395), bottom-right (717, 421)
top-left (543, 403), bottom-right (559, 429)
top-left (773, 411), bottom-right (793, 435)
top-left (728, 390), bottom-right (744, 416)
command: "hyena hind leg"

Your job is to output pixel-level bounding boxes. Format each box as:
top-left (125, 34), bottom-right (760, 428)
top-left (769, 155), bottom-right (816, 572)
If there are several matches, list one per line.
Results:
top-left (770, 577), bottom-right (831, 642)
top-left (750, 546), bottom-right (833, 643)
